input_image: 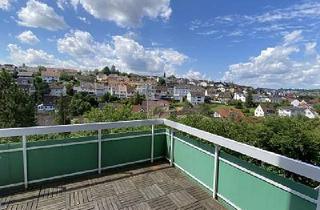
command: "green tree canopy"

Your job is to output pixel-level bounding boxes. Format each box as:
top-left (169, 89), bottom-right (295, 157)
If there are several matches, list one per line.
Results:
top-left (56, 96), bottom-right (71, 125)
top-left (69, 92), bottom-right (98, 116)
top-left (0, 70), bottom-right (36, 128)
top-left (33, 76), bottom-right (50, 104)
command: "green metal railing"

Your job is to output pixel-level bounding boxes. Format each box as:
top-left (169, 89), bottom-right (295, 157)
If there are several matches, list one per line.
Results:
top-left (0, 119), bottom-right (319, 210)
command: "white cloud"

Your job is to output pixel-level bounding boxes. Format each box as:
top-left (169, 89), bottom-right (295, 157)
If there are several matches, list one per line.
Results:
top-left (305, 42), bottom-right (317, 55)
top-left (222, 31), bottom-right (320, 88)
top-left (57, 30), bottom-right (187, 74)
top-left (185, 69), bottom-right (206, 80)
top-left (7, 44), bottom-right (76, 68)
top-left (57, 0), bottom-right (68, 10)
top-left (77, 16), bottom-right (90, 24)
top-left (190, 2), bottom-right (320, 40)
top-left (283, 30), bottom-right (303, 45)
top-left (70, 0), bottom-right (172, 28)
top-left (17, 30), bottom-right (40, 45)
top-left (17, 0), bottom-right (68, 31)
top-left (0, 0), bottom-right (13, 10)
top-left (8, 44), bottom-right (56, 65)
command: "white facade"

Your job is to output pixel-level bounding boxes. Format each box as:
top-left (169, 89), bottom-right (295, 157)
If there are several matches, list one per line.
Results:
top-left (42, 76), bottom-right (59, 83)
top-left (49, 86), bottom-right (66, 97)
top-left (199, 81), bottom-right (208, 87)
top-left (290, 99), bottom-right (300, 107)
top-left (37, 104), bottom-right (55, 112)
top-left (304, 109), bottom-right (317, 119)
top-left (278, 108), bottom-right (292, 117)
top-left (187, 92), bottom-right (205, 105)
top-left (213, 112), bottom-right (221, 118)
top-left (173, 86), bottom-right (190, 101)
top-left (233, 93), bottom-right (246, 102)
top-left (278, 107), bottom-right (318, 119)
top-left (254, 105), bottom-right (265, 117)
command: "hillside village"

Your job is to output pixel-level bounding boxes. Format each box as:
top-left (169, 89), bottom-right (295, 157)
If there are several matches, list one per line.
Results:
top-left (1, 63), bottom-right (320, 125)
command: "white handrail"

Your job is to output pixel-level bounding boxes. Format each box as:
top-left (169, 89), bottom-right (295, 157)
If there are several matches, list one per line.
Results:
top-left (0, 119), bottom-right (163, 137)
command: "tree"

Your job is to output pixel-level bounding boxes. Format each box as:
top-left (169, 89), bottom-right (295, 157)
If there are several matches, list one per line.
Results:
top-left (245, 90), bottom-right (255, 108)
top-left (111, 65), bottom-right (116, 72)
top-left (33, 76), bottom-right (49, 104)
top-left (84, 104), bottom-right (146, 123)
top-left (0, 70), bottom-right (36, 128)
top-left (102, 66), bottom-right (111, 75)
top-left (158, 77), bottom-right (166, 85)
top-left (65, 82), bottom-right (74, 96)
top-left (59, 72), bottom-right (74, 81)
top-left (130, 93), bottom-right (145, 105)
top-left (56, 96), bottom-right (71, 125)
top-left (313, 104), bottom-right (320, 114)
top-left (69, 92), bottom-right (98, 116)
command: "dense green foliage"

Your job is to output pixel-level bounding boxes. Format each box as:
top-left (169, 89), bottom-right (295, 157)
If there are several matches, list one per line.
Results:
top-left (99, 92), bottom-right (119, 103)
top-left (59, 72), bottom-right (74, 81)
top-left (33, 76), bottom-right (49, 104)
top-left (69, 92), bottom-right (98, 116)
top-left (175, 114), bottom-right (320, 185)
top-left (56, 96), bottom-right (71, 125)
top-left (130, 92), bottom-right (145, 105)
top-left (84, 103), bottom-right (146, 122)
top-left (0, 70), bottom-right (36, 128)
top-left (245, 90), bottom-right (256, 108)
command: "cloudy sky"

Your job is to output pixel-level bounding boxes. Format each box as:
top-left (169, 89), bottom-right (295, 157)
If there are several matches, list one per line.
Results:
top-left (1, 0), bottom-right (320, 89)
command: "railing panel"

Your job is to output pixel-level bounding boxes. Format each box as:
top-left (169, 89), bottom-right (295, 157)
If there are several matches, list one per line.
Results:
top-left (171, 132), bottom-right (318, 210)
top-left (0, 151), bottom-right (24, 187)
top-left (173, 134), bottom-right (214, 191)
top-left (101, 130), bottom-right (167, 168)
top-left (27, 136), bottom-right (98, 181)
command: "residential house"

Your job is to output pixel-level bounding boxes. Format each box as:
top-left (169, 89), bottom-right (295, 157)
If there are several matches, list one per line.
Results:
top-left (49, 83), bottom-right (66, 97)
top-left (133, 100), bottom-right (170, 116)
top-left (253, 94), bottom-right (271, 103)
top-left (213, 108), bottom-right (244, 121)
top-left (41, 69), bottom-right (60, 83)
top-left (16, 71), bottom-right (35, 94)
top-left (37, 104), bottom-right (55, 112)
top-left (155, 86), bottom-right (168, 99)
top-left (187, 90), bottom-right (205, 105)
top-left (74, 82), bottom-right (110, 97)
top-left (205, 88), bottom-right (219, 100)
top-left (109, 83), bottom-right (128, 99)
top-left (254, 105), bottom-right (275, 117)
top-left (126, 85), bottom-right (136, 98)
top-left (233, 92), bottom-right (246, 102)
top-left (278, 107), bottom-right (318, 119)
top-left (0, 64), bottom-right (17, 72)
top-left (215, 82), bottom-right (226, 92)
top-left (173, 85), bottom-right (190, 101)
top-left (218, 92), bottom-right (233, 104)
top-left (94, 83), bottom-right (110, 97)
top-left (199, 81), bottom-right (208, 87)
top-left (270, 96), bottom-right (284, 104)
top-left (96, 73), bottom-right (108, 82)
top-left (290, 99), bottom-right (300, 107)
top-left (73, 82), bottom-right (95, 95)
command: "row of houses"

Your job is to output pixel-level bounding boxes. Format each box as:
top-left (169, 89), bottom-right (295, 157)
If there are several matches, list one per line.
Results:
top-left (254, 103), bottom-right (318, 119)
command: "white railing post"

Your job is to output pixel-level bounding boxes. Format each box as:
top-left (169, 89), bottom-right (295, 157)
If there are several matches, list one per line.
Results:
top-left (22, 135), bottom-right (28, 189)
top-left (213, 145), bottom-right (220, 199)
top-left (316, 187), bottom-right (320, 210)
top-left (98, 129), bottom-right (102, 174)
top-left (170, 130), bottom-right (174, 166)
top-left (151, 125), bottom-right (154, 163)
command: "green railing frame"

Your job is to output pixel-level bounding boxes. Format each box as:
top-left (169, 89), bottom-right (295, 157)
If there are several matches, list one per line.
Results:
top-left (0, 119), bottom-right (319, 210)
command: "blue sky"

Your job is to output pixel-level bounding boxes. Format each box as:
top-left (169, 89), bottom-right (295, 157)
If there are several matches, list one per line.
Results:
top-left (1, 0), bottom-right (320, 88)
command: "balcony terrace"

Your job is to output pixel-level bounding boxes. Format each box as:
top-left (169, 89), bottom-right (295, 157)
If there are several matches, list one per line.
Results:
top-left (0, 119), bottom-right (319, 210)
